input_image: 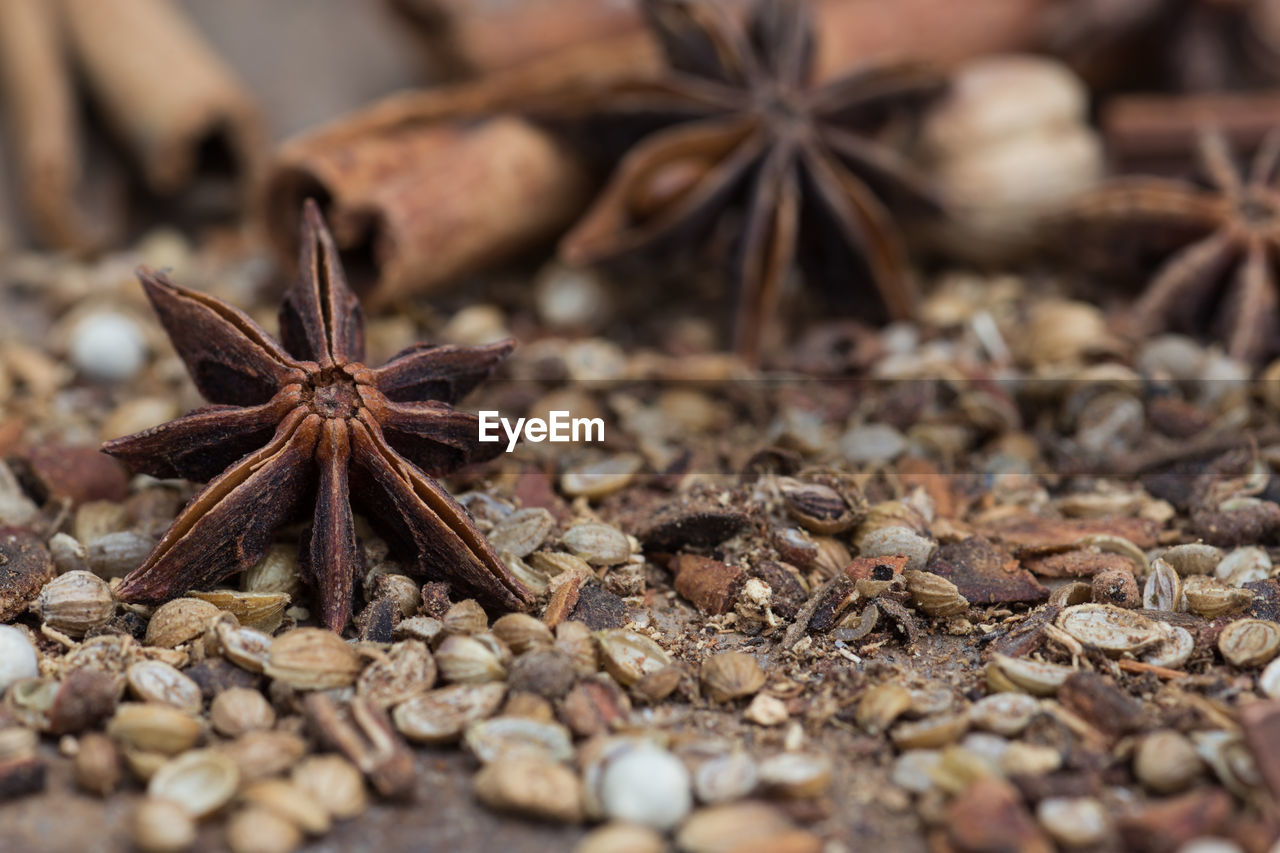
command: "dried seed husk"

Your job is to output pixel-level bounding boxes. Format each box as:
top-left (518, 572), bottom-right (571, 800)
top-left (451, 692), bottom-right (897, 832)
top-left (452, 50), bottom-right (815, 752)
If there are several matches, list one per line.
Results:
top-left (211, 619), bottom-right (272, 673)
top-left (124, 748), bottom-right (170, 782)
top-left (434, 634), bottom-right (508, 684)
top-left (597, 630), bottom-right (672, 686)
top-left (700, 652), bottom-right (765, 703)
top-left (125, 661), bottom-right (201, 713)
top-left (968, 693), bottom-right (1040, 736)
top-left (692, 751), bottom-right (758, 805)
top-left (561, 454), bottom-right (642, 499)
top-left (856, 683), bottom-right (913, 734)
top-left (393, 615), bottom-right (444, 644)
top-left (241, 543), bottom-right (302, 598)
top-left (1194, 731), bottom-right (1263, 798)
top-left (555, 620), bottom-right (599, 676)
top-left (144, 597), bottom-right (222, 648)
top-left (1262, 656), bottom-right (1280, 698)
top-left (891, 713), bottom-right (970, 750)
top-left (226, 806), bottom-right (302, 853)
top-left (393, 683), bottom-right (507, 744)
top-left (489, 508), bottom-right (556, 557)
top-left (74, 732), bottom-right (121, 796)
top-left (188, 589), bottom-right (289, 633)
top-left (502, 551), bottom-right (550, 596)
top-left (1183, 576), bottom-right (1254, 618)
top-left (241, 779), bottom-right (331, 835)
top-left (1216, 547), bottom-right (1272, 587)
top-left (132, 797), bottom-right (196, 853)
top-left (291, 754), bottom-right (368, 820)
top-left (265, 628), bottom-right (361, 689)
top-left (529, 549), bottom-right (594, 578)
top-left (1055, 604), bottom-right (1162, 654)
top-left (474, 756), bottom-right (584, 823)
top-left (1141, 623), bottom-right (1195, 669)
top-left (34, 570), bottom-right (114, 637)
top-left (577, 822), bottom-right (666, 853)
top-left (464, 716), bottom-right (574, 764)
top-left (218, 731), bottom-right (306, 783)
top-left (675, 802), bottom-right (798, 853)
top-left (989, 654), bottom-right (1075, 696)
top-left (209, 687), bottom-right (275, 737)
top-left (757, 753), bottom-right (833, 799)
top-left (778, 478), bottom-right (856, 534)
top-left (1076, 534), bottom-right (1148, 574)
top-left (106, 703), bottom-right (202, 754)
top-left (1218, 618), bottom-right (1280, 667)
top-left (442, 599), bottom-right (488, 635)
top-left (1142, 558), bottom-right (1183, 612)
top-left (859, 526), bottom-right (936, 572)
top-left (492, 613), bottom-right (554, 654)
top-left (1048, 581), bottom-right (1092, 609)
top-left (1161, 543), bottom-right (1222, 576)
top-left (1134, 730), bottom-right (1202, 794)
top-left (904, 570), bottom-right (969, 617)
top-left (357, 640), bottom-right (436, 707)
top-left (147, 748), bottom-right (239, 818)
top-left (561, 523), bottom-right (631, 566)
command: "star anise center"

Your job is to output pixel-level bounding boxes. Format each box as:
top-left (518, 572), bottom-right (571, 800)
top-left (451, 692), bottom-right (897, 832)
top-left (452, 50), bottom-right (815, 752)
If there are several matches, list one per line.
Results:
top-left (1236, 189), bottom-right (1280, 230)
top-left (753, 82), bottom-right (810, 138)
top-left (307, 365), bottom-right (364, 419)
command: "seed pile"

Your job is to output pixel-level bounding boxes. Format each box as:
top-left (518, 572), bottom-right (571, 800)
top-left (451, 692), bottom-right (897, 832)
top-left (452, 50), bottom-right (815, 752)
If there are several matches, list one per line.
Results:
top-left (5, 239), bottom-right (1280, 850)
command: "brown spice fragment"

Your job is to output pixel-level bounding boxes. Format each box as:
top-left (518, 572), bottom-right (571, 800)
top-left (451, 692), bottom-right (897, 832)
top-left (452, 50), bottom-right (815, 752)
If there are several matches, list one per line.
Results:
top-left (983, 606), bottom-right (1058, 659)
top-left (559, 676), bottom-right (631, 737)
top-left (944, 778), bottom-right (1052, 853)
top-left (979, 516), bottom-right (1159, 554)
top-left (47, 669), bottom-right (120, 735)
top-left (804, 575), bottom-right (859, 635)
top-left (1239, 700), bottom-right (1280, 800)
top-left (0, 527), bottom-right (54, 620)
top-left (843, 555), bottom-right (907, 583)
top-left (567, 584), bottom-right (627, 631)
top-left (1022, 550), bottom-right (1132, 578)
top-left (1057, 672), bottom-right (1142, 739)
top-left (635, 504), bottom-right (750, 552)
top-left (1192, 501), bottom-right (1280, 548)
top-left (304, 693), bottom-right (415, 799)
top-left (543, 568), bottom-right (592, 628)
top-left (1116, 789), bottom-right (1232, 853)
top-left (926, 537), bottom-right (1046, 604)
top-left (13, 445), bottom-right (129, 507)
top-left (672, 554), bottom-right (745, 616)
top-left (747, 561), bottom-right (807, 620)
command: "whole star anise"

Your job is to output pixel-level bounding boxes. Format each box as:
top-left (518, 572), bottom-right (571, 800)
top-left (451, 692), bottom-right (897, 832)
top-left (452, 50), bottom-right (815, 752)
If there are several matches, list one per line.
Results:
top-left (1061, 129), bottom-right (1280, 363)
top-left (536, 0), bottom-right (945, 360)
top-left (104, 201), bottom-right (532, 632)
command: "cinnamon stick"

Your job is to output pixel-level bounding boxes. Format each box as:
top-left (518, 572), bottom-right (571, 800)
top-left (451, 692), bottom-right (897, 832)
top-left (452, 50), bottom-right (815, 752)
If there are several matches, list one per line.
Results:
top-left (60, 0), bottom-right (264, 212)
top-left (265, 117), bottom-right (592, 308)
top-left (396, 0), bottom-right (1049, 79)
top-left (0, 0), bottom-right (114, 249)
top-left (265, 0), bottom-right (1047, 304)
top-left (1104, 92), bottom-right (1280, 173)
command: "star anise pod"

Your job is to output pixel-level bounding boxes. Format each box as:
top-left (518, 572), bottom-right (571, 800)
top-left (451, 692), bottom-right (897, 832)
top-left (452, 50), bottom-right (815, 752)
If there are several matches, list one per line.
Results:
top-left (1041, 0), bottom-right (1280, 92)
top-left (103, 201), bottom-right (532, 632)
top-left (533, 0), bottom-right (945, 360)
top-left (1060, 129), bottom-right (1280, 364)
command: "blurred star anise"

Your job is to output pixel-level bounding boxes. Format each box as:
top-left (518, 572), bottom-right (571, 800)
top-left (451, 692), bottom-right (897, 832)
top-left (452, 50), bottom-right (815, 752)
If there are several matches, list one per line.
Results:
top-left (537, 0), bottom-right (945, 360)
top-left (1041, 0), bottom-right (1280, 92)
top-left (104, 201), bottom-right (532, 632)
top-left (1062, 130), bottom-right (1280, 364)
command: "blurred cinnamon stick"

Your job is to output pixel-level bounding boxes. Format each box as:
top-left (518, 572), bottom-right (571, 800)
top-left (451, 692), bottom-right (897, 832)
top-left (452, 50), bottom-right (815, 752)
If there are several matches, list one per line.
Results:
top-left (0, 0), bottom-right (115, 250)
top-left (269, 0), bottom-right (1046, 306)
top-left (266, 117), bottom-right (592, 308)
top-left (60, 0), bottom-right (264, 214)
top-left (393, 0), bottom-right (1049, 79)
top-left (1104, 92), bottom-right (1280, 173)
